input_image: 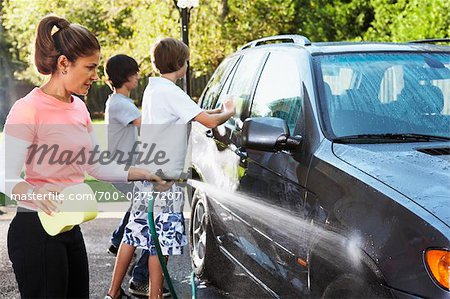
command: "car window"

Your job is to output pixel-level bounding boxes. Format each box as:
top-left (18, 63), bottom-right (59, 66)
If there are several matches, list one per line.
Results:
top-left (251, 51), bottom-right (302, 133)
top-left (322, 66), bottom-right (355, 96)
top-left (216, 51), bottom-right (267, 127)
top-left (380, 64), bottom-right (450, 114)
top-left (200, 56), bottom-right (239, 110)
top-left (316, 52), bottom-right (450, 138)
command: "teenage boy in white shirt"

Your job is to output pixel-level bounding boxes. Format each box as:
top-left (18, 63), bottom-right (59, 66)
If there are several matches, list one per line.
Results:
top-left (106, 38), bottom-right (235, 299)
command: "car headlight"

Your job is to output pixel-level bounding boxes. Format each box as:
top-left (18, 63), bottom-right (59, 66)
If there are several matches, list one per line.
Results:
top-left (425, 249), bottom-right (450, 290)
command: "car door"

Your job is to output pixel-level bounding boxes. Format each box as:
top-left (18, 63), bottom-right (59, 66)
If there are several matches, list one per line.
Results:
top-left (191, 50), bottom-right (268, 259)
top-left (231, 49), bottom-right (312, 297)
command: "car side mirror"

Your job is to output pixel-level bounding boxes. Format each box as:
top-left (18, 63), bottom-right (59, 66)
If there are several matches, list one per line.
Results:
top-left (241, 117), bottom-right (302, 151)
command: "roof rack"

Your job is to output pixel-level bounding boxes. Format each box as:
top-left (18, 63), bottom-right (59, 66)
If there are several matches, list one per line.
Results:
top-left (240, 35), bottom-right (311, 50)
top-left (409, 38), bottom-right (450, 44)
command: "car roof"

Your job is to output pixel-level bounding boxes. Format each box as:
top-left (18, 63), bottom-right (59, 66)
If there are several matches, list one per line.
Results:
top-left (306, 42), bottom-right (450, 55)
top-left (237, 35), bottom-right (450, 55)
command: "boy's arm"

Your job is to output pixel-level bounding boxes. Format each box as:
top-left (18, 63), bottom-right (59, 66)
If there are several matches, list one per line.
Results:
top-left (194, 98), bottom-right (235, 128)
top-left (130, 117), bottom-right (141, 127)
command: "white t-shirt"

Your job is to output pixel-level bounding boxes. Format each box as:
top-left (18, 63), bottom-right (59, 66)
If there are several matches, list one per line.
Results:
top-left (138, 77), bottom-right (202, 178)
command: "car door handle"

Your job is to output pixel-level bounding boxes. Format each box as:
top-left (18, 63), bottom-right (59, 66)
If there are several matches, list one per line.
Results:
top-left (205, 129), bottom-right (213, 138)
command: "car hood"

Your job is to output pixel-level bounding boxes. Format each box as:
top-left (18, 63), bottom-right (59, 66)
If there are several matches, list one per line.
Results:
top-left (332, 142), bottom-right (450, 227)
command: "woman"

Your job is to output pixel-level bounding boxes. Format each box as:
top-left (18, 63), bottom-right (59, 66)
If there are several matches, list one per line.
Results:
top-left (0, 15), bottom-right (165, 298)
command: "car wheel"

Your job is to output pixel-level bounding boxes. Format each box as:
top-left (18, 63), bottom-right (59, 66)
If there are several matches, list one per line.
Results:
top-left (190, 188), bottom-right (238, 291)
top-left (321, 274), bottom-right (384, 298)
top-left (189, 189), bottom-right (220, 278)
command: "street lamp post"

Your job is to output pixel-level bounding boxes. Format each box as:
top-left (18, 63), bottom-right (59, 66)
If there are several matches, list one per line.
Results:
top-left (176, 0), bottom-right (198, 96)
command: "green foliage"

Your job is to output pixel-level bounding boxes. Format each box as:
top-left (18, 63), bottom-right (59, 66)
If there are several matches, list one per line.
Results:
top-left (0, 193), bottom-right (5, 207)
top-left (130, 1), bottom-right (179, 75)
top-left (1, 0), bottom-right (449, 87)
top-left (189, 1), bottom-right (230, 75)
top-left (365, 0), bottom-right (450, 41)
top-left (223, 0), bottom-right (297, 48)
top-left (2, 0), bottom-right (147, 83)
top-left (1, 0), bottom-right (303, 83)
top-left (296, 0), bottom-right (374, 42)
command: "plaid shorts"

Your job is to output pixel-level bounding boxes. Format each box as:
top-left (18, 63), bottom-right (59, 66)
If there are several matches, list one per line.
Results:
top-left (122, 181), bottom-right (187, 255)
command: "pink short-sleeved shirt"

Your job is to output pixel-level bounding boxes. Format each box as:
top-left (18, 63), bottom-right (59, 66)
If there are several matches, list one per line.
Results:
top-left (5, 88), bottom-right (94, 187)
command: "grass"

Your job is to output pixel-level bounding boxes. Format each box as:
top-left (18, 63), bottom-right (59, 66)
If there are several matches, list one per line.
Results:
top-left (92, 119), bottom-right (105, 124)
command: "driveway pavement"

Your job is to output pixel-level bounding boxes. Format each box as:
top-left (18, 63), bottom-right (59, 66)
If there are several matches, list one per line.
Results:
top-left (0, 202), bottom-right (231, 299)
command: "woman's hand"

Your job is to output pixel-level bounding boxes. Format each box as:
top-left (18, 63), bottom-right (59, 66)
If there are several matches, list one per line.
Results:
top-left (32, 184), bottom-right (63, 215)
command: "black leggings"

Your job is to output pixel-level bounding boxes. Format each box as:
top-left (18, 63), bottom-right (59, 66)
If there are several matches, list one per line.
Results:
top-left (7, 208), bottom-right (89, 298)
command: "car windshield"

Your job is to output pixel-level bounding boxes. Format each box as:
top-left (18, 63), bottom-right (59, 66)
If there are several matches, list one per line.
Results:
top-left (315, 52), bottom-right (450, 141)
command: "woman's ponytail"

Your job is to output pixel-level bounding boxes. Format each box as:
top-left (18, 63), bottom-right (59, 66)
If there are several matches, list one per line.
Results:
top-left (34, 15), bottom-right (100, 75)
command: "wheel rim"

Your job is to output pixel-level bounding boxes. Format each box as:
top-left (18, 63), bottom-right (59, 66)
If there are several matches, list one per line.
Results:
top-left (192, 192), bottom-right (207, 268)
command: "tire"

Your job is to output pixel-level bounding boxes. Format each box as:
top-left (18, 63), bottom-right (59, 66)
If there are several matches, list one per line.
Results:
top-left (189, 189), bottom-right (223, 280)
top-left (309, 251), bottom-right (393, 299)
top-left (322, 274), bottom-right (388, 299)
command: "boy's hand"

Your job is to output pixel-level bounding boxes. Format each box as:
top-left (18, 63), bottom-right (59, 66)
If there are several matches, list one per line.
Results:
top-left (128, 167), bottom-right (163, 183)
top-left (222, 97), bottom-right (236, 115)
top-left (127, 167), bottom-right (173, 191)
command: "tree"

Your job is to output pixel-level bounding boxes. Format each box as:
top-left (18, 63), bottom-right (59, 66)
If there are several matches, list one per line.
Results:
top-left (365, 0), bottom-right (450, 41)
top-left (223, 0), bottom-right (298, 48)
top-left (0, 0), bottom-right (21, 128)
top-left (1, 0), bottom-right (305, 82)
top-left (2, 0), bottom-right (449, 112)
top-left (294, 0), bottom-right (374, 42)
top-left (2, 0), bottom-right (144, 83)
top-left (1, 0), bottom-right (181, 109)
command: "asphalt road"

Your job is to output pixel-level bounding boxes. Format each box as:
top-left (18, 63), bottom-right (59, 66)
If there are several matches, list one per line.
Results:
top-left (0, 204), bottom-right (232, 299)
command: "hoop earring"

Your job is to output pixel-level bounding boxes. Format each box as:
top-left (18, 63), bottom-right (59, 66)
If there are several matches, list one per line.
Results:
top-left (62, 70), bottom-right (68, 75)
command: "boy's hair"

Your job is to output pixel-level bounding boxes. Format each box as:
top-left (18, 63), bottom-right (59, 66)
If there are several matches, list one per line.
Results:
top-left (105, 54), bottom-right (139, 89)
top-left (151, 38), bottom-right (190, 74)
top-left (34, 14), bottom-right (100, 75)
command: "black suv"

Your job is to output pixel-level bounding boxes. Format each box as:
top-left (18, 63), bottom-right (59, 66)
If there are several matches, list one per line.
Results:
top-left (189, 35), bottom-right (450, 298)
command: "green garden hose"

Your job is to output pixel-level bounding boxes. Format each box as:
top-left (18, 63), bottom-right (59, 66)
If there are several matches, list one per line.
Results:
top-left (147, 193), bottom-right (197, 299)
top-left (190, 270), bottom-right (196, 299)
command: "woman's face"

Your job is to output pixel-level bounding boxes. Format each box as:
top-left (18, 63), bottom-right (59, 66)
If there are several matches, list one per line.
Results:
top-left (64, 51), bottom-right (100, 96)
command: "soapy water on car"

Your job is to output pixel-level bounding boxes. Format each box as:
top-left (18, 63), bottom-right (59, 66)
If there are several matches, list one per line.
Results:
top-left (188, 179), bottom-right (368, 272)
